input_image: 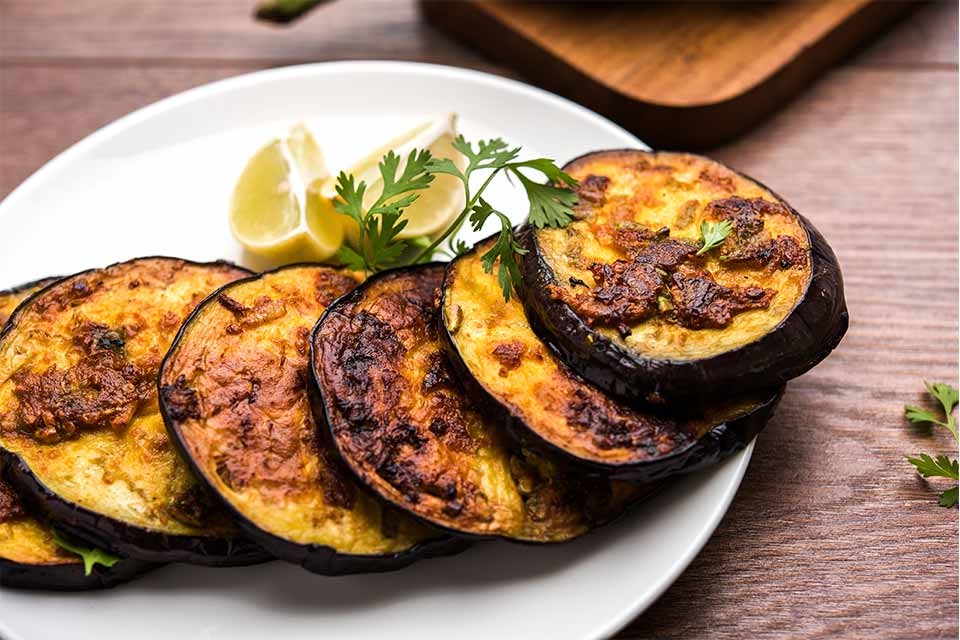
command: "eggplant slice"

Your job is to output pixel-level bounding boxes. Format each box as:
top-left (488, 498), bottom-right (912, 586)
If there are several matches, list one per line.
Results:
top-left (311, 264), bottom-right (649, 542)
top-left (441, 239), bottom-right (783, 480)
top-left (159, 265), bottom-right (463, 574)
top-left (0, 257), bottom-right (269, 565)
top-left (519, 149), bottom-right (847, 405)
top-left (0, 280), bottom-right (156, 589)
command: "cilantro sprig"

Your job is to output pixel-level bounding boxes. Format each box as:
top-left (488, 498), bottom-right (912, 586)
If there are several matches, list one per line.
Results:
top-left (53, 530), bottom-right (121, 576)
top-left (333, 149), bottom-right (435, 273)
top-left (904, 381), bottom-right (959, 507)
top-left (332, 136), bottom-right (578, 301)
top-left (696, 219), bottom-right (734, 256)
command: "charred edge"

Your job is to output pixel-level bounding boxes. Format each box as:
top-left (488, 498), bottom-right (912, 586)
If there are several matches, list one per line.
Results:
top-left (157, 264), bottom-right (465, 574)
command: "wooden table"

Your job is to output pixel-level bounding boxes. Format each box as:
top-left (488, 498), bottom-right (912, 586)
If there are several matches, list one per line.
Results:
top-left (1, 1), bottom-right (956, 637)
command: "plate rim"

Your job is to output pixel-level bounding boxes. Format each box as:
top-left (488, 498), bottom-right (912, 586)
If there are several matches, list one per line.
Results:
top-left (0, 60), bottom-right (755, 640)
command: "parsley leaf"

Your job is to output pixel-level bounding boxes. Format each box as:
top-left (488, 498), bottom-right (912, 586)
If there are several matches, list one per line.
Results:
top-left (416, 138), bottom-right (577, 300)
top-left (332, 149), bottom-right (434, 273)
top-left (905, 406), bottom-right (944, 428)
top-left (470, 198), bottom-right (527, 300)
top-left (927, 381), bottom-right (959, 420)
top-left (53, 531), bottom-right (120, 576)
top-left (906, 454), bottom-right (959, 480)
top-left (452, 239), bottom-right (471, 257)
top-left (696, 219), bottom-right (734, 256)
top-left (939, 486), bottom-right (959, 508)
top-left (903, 381), bottom-right (959, 507)
top-left (905, 381), bottom-right (958, 439)
top-left (509, 169), bottom-right (577, 229)
top-left (335, 245), bottom-right (368, 272)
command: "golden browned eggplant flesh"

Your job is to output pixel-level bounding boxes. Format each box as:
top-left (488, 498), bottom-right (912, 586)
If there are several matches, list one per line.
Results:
top-left (0, 257), bottom-right (268, 565)
top-left (520, 149), bottom-right (846, 404)
top-left (311, 264), bottom-right (648, 543)
top-left (442, 239), bottom-right (782, 480)
top-left (160, 264), bottom-right (458, 574)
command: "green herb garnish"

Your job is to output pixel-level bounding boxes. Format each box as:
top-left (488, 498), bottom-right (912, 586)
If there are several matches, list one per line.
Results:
top-left (333, 136), bottom-right (578, 301)
top-left (333, 149), bottom-right (435, 273)
top-left (53, 531), bottom-right (121, 576)
top-left (904, 382), bottom-right (959, 507)
top-left (696, 219), bottom-right (734, 256)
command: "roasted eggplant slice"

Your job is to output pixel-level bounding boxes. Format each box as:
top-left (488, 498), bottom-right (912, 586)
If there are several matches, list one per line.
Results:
top-left (519, 149), bottom-right (847, 404)
top-left (0, 280), bottom-right (156, 588)
top-left (0, 257), bottom-right (269, 565)
top-left (441, 239), bottom-right (782, 480)
top-left (160, 264), bottom-right (463, 574)
top-left (0, 277), bottom-right (62, 326)
top-left (311, 264), bottom-right (648, 542)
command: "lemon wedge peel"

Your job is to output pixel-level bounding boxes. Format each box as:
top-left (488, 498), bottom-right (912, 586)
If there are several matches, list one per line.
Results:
top-left (229, 123), bottom-right (344, 263)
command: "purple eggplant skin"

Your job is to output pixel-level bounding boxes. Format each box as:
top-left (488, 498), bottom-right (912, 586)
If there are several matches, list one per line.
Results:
top-left (0, 554), bottom-right (158, 591)
top-left (438, 244), bottom-right (784, 483)
top-left (156, 265), bottom-right (468, 575)
top-left (517, 165), bottom-right (848, 407)
top-left (1, 451), bottom-right (270, 567)
top-left (0, 257), bottom-right (271, 567)
top-left (0, 276), bottom-right (63, 300)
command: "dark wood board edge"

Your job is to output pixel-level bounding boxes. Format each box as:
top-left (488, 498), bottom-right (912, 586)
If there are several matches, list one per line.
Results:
top-left (420, 0), bottom-right (918, 149)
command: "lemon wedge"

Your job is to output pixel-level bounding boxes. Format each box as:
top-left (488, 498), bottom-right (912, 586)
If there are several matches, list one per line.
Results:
top-left (315, 113), bottom-right (467, 245)
top-left (229, 123), bottom-right (344, 263)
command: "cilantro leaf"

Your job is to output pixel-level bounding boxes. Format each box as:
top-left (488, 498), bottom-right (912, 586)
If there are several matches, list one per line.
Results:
top-left (335, 245), bottom-right (367, 271)
top-left (905, 405), bottom-right (944, 427)
top-left (903, 381), bottom-right (960, 508)
top-left (470, 198), bottom-right (527, 301)
top-left (697, 219), bottom-right (734, 256)
top-left (425, 157), bottom-right (464, 180)
top-left (906, 453), bottom-right (959, 480)
top-left (508, 158), bottom-right (578, 187)
top-left (509, 169), bottom-right (577, 229)
top-left (926, 382), bottom-right (959, 419)
top-left (333, 171), bottom-right (366, 226)
top-left (939, 486), bottom-right (959, 508)
top-left (331, 149), bottom-right (434, 273)
top-left (452, 136), bottom-right (520, 173)
top-left (904, 381), bottom-right (958, 439)
top-left (378, 149), bottom-right (434, 203)
top-left (53, 531), bottom-right (120, 576)
top-left (335, 135), bottom-right (577, 300)
top-left (364, 208), bottom-right (409, 270)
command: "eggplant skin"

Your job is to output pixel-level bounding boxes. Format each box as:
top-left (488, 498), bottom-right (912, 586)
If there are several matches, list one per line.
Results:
top-left (0, 472), bottom-right (158, 591)
top-left (0, 558), bottom-right (154, 591)
top-left (441, 238), bottom-right (784, 481)
top-left (1, 452), bottom-right (269, 566)
top-left (0, 277), bottom-right (62, 327)
top-left (159, 264), bottom-right (466, 575)
top-left (0, 553), bottom-right (157, 591)
top-left (518, 150), bottom-right (848, 405)
top-left (310, 264), bottom-right (651, 543)
top-left (0, 257), bottom-right (271, 566)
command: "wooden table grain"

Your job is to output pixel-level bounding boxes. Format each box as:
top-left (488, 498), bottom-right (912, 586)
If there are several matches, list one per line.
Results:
top-left (0, 1), bottom-right (956, 637)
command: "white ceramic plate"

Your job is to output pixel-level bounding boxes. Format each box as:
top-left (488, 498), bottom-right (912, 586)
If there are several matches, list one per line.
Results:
top-left (0, 61), bottom-right (754, 640)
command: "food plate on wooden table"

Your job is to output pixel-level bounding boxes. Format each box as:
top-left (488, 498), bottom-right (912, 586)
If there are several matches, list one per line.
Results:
top-left (0, 62), bottom-right (845, 640)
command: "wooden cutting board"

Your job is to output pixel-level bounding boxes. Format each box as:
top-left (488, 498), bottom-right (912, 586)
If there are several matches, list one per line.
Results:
top-left (421, 0), bottom-right (915, 148)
